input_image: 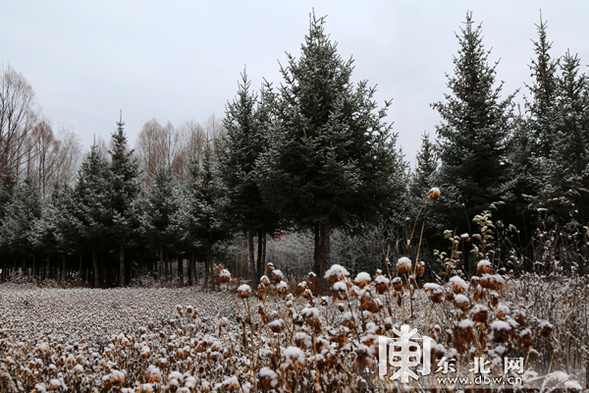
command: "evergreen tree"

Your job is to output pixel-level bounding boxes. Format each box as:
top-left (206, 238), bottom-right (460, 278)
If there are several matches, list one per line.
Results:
top-left (527, 15), bottom-right (559, 161)
top-left (432, 12), bottom-right (516, 233)
top-left (186, 144), bottom-right (230, 286)
top-left (549, 50), bottom-right (589, 224)
top-left (0, 173), bottom-right (16, 280)
top-left (47, 183), bottom-right (82, 281)
top-left (75, 144), bottom-right (112, 287)
top-left (0, 178), bottom-right (41, 277)
top-left (260, 13), bottom-right (404, 284)
top-left (406, 132), bottom-right (439, 248)
top-left (220, 70), bottom-right (279, 281)
top-left (137, 165), bottom-right (182, 281)
top-left (108, 117), bottom-right (140, 287)
top-left (410, 132), bottom-right (438, 199)
top-left (505, 15), bottom-right (559, 239)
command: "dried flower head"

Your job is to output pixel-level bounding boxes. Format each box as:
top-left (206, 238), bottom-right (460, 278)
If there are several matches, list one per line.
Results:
top-left (396, 257), bottom-right (412, 274)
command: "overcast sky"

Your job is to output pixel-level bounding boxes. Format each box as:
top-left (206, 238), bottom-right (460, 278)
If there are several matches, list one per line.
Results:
top-left (2, 1), bottom-right (589, 166)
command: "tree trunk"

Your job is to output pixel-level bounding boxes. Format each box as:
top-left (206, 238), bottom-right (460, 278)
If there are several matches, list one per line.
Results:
top-left (188, 252), bottom-right (195, 286)
top-left (204, 243), bottom-right (211, 287)
top-left (92, 249), bottom-right (100, 288)
top-left (32, 255), bottom-right (37, 282)
top-left (119, 243), bottom-right (125, 287)
top-left (178, 257), bottom-right (184, 286)
top-left (159, 245), bottom-right (164, 281)
top-left (256, 230), bottom-right (264, 279)
top-left (313, 220), bottom-right (331, 289)
top-left (248, 231), bottom-right (256, 281)
top-left (262, 233), bottom-right (267, 270)
top-left (62, 254), bottom-right (66, 281)
top-left (78, 253), bottom-right (83, 281)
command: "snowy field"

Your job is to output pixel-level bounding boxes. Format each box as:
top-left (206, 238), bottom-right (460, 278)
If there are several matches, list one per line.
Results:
top-left (0, 271), bottom-right (587, 392)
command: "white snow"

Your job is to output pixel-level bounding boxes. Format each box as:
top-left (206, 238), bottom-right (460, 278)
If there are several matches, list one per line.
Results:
top-left (283, 346), bottom-right (306, 364)
top-left (237, 284), bottom-right (251, 293)
top-left (454, 294), bottom-right (469, 304)
top-left (374, 275), bottom-right (390, 284)
top-left (490, 320), bottom-right (511, 331)
top-left (477, 259), bottom-right (491, 268)
top-left (397, 257), bottom-right (412, 268)
top-left (301, 307), bottom-right (320, 318)
top-left (276, 281), bottom-right (287, 289)
top-left (324, 264), bottom-right (350, 280)
top-left (219, 269), bottom-right (231, 277)
top-left (259, 367), bottom-right (279, 388)
top-left (354, 272), bottom-right (371, 282)
top-left (458, 319), bottom-right (474, 328)
top-left (449, 276), bottom-right (469, 290)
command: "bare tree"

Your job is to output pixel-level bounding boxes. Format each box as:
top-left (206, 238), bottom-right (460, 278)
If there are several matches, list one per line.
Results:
top-left (52, 125), bottom-right (82, 187)
top-left (136, 118), bottom-right (163, 184)
top-left (0, 64), bottom-right (40, 178)
top-left (175, 119), bottom-right (206, 181)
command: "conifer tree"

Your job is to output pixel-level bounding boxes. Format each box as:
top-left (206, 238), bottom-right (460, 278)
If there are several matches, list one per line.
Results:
top-left (0, 178), bottom-right (41, 277)
top-left (549, 51), bottom-right (589, 224)
top-left (505, 16), bottom-right (559, 236)
top-left (527, 15), bottom-right (559, 160)
top-left (220, 70), bottom-right (279, 281)
top-left (75, 144), bottom-right (111, 287)
top-left (186, 144), bottom-right (229, 285)
top-left (432, 12), bottom-right (516, 233)
top-left (410, 132), bottom-right (438, 199)
top-left (137, 165), bottom-right (181, 281)
top-left (108, 116), bottom-right (140, 287)
top-left (260, 13), bottom-right (403, 284)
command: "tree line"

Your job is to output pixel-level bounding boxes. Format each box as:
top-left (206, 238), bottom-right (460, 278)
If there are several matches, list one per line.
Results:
top-left (1, 12), bottom-right (588, 287)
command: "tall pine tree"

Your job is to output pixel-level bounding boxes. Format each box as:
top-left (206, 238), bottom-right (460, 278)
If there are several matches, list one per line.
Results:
top-left (432, 12), bottom-right (516, 233)
top-left (220, 70), bottom-right (279, 281)
top-left (186, 143), bottom-right (230, 286)
top-left (75, 143), bottom-right (111, 287)
top-left (260, 13), bottom-right (403, 284)
top-left (108, 116), bottom-right (140, 287)
top-left (137, 165), bottom-right (182, 281)
top-left (549, 50), bottom-right (589, 225)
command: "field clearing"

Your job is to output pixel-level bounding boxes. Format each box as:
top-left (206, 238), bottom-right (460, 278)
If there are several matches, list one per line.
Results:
top-left (0, 272), bottom-right (588, 392)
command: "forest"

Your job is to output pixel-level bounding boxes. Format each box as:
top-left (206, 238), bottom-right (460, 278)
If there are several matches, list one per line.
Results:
top-left (1, 12), bottom-right (588, 288)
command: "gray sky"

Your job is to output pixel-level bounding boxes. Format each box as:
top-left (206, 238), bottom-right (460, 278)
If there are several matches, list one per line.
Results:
top-left (2, 1), bottom-right (588, 166)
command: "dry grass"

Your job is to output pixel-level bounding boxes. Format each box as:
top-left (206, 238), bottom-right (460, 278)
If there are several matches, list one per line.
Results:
top-left (0, 262), bottom-right (587, 392)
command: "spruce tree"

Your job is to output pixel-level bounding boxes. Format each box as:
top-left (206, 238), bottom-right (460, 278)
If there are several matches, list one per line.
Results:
top-left (432, 12), bottom-right (516, 233)
top-left (410, 132), bottom-right (438, 199)
top-left (260, 13), bottom-right (403, 284)
top-left (137, 165), bottom-right (182, 281)
top-left (75, 144), bottom-right (111, 287)
top-left (108, 117), bottom-right (140, 287)
top-left (185, 144), bottom-right (229, 286)
top-left (0, 178), bottom-right (41, 277)
top-left (504, 16), bottom-right (559, 238)
top-left (527, 15), bottom-right (559, 160)
top-left (549, 50), bottom-right (589, 225)
top-left (220, 70), bottom-right (279, 281)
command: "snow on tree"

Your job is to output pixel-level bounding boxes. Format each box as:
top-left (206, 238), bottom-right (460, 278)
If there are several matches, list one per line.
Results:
top-left (107, 116), bottom-right (140, 287)
top-left (260, 13), bottom-right (404, 285)
top-left (137, 165), bottom-right (182, 281)
top-left (74, 143), bottom-right (112, 287)
top-left (183, 143), bottom-right (230, 286)
top-left (431, 12), bottom-right (517, 233)
top-left (548, 50), bottom-right (589, 225)
top-left (219, 70), bottom-right (280, 281)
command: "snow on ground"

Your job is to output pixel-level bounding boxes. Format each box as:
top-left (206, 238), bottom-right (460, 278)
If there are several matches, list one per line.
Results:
top-left (0, 270), bottom-right (586, 392)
